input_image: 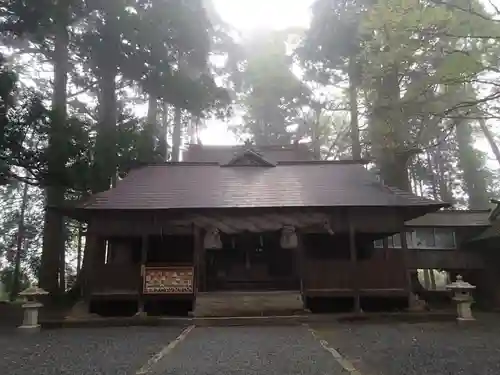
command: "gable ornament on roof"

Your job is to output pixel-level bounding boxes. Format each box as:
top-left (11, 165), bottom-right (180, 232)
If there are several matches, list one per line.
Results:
top-left (225, 147), bottom-right (276, 167)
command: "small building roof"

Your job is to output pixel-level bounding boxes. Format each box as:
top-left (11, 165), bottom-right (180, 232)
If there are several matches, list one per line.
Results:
top-left (466, 200), bottom-right (500, 242)
top-left (79, 160), bottom-right (445, 211)
top-left (405, 210), bottom-right (491, 227)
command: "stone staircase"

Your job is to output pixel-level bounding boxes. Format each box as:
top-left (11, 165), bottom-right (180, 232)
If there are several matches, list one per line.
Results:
top-left (193, 290), bottom-right (306, 317)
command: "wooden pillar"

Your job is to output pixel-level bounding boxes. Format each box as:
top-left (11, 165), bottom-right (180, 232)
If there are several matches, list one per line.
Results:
top-left (82, 234), bottom-right (95, 305)
top-left (137, 234), bottom-right (148, 315)
top-left (296, 231), bottom-right (306, 309)
top-left (193, 226), bottom-right (206, 293)
top-left (349, 217), bottom-right (361, 313)
top-left (400, 230), bottom-right (415, 309)
top-left (382, 237), bottom-right (389, 260)
top-left (83, 229), bottom-right (105, 305)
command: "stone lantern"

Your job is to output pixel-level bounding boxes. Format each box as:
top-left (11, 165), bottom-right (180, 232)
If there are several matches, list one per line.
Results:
top-left (18, 284), bottom-right (49, 332)
top-left (446, 275), bottom-right (476, 322)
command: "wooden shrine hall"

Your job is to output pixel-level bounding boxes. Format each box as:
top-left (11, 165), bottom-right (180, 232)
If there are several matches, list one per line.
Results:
top-left (64, 144), bottom-right (451, 316)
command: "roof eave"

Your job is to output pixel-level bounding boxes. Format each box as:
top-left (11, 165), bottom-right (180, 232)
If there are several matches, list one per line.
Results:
top-left (46, 204), bottom-right (90, 222)
top-left (401, 203), bottom-right (449, 223)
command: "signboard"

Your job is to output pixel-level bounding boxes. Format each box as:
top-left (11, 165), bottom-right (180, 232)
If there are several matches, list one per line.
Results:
top-left (143, 266), bottom-right (194, 294)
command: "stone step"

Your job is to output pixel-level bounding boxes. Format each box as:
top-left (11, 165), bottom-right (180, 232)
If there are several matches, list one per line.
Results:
top-left (193, 290), bottom-right (305, 317)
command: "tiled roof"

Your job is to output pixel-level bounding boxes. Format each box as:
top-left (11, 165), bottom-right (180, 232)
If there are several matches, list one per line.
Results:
top-left (80, 161), bottom-right (446, 211)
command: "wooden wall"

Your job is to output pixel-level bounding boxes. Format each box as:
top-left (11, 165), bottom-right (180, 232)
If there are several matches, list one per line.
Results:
top-left (88, 233), bottom-right (196, 299)
top-left (303, 258), bottom-right (407, 296)
top-left (301, 233), bottom-right (408, 298)
top-left (405, 249), bottom-right (484, 270)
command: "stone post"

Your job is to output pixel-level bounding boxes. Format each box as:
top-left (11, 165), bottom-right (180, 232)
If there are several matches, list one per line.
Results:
top-left (446, 275), bottom-right (476, 322)
top-left (18, 284), bottom-right (49, 332)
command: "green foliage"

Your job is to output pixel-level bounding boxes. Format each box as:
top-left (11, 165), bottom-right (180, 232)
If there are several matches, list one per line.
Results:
top-left (231, 31), bottom-right (311, 145)
top-left (0, 54), bottom-right (18, 184)
top-left (298, 0), bottom-right (370, 84)
top-left (0, 180), bottom-right (44, 284)
top-left (0, 267), bottom-right (31, 297)
top-left (299, 0), bottom-right (500, 192)
top-left (77, 0), bottom-right (228, 114)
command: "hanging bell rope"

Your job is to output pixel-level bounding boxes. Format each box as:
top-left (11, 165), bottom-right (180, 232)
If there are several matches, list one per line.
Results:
top-left (204, 227), bottom-right (222, 249)
top-left (280, 226), bottom-right (298, 249)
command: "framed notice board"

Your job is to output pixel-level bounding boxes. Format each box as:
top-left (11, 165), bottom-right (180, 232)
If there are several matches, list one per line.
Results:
top-left (143, 266), bottom-right (194, 294)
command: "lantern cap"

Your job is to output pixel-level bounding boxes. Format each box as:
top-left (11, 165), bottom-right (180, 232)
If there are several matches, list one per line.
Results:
top-left (19, 284), bottom-right (49, 297)
top-left (446, 275), bottom-right (476, 290)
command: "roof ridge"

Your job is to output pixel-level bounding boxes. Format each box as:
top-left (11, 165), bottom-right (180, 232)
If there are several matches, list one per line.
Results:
top-left (150, 161), bottom-right (220, 166)
top-left (278, 160), bottom-right (369, 165)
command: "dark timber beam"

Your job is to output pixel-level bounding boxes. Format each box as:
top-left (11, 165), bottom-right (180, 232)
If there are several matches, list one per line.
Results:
top-left (193, 225), bottom-right (206, 293)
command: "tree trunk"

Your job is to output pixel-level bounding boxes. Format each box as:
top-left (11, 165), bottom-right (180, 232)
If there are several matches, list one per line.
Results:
top-left (410, 164), bottom-right (420, 195)
top-left (456, 121), bottom-right (489, 209)
top-left (39, 15), bottom-right (69, 299)
top-left (94, 63), bottom-right (118, 191)
top-left (93, 10), bottom-right (119, 192)
top-left (190, 116), bottom-right (202, 144)
top-left (10, 182), bottom-right (28, 301)
top-left (146, 94), bottom-right (157, 152)
top-left (0, 63), bottom-right (13, 183)
top-left (313, 108), bottom-right (322, 160)
top-left (418, 172), bottom-right (424, 196)
top-left (378, 152), bottom-right (411, 191)
top-left (370, 63), bottom-right (410, 191)
top-left (59, 224), bottom-right (66, 292)
top-left (76, 223), bottom-right (83, 274)
top-left (172, 107), bottom-right (182, 162)
top-left (434, 141), bottom-right (454, 204)
top-left (348, 57), bottom-right (361, 160)
top-left (426, 151), bottom-right (439, 200)
top-left (70, 11), bottom-right (119, 302)
top-left (159, 102), bottom-right (170, 161)
top-left (429, 269), bottom-right (437, 290)
top-left (479, 118), bottom-right (500, 167)
top-left (422, 269), bottom-right (430, 289)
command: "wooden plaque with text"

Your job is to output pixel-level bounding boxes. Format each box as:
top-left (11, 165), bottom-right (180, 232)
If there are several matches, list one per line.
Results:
top-left (143, 266), bottom-right (194, 294)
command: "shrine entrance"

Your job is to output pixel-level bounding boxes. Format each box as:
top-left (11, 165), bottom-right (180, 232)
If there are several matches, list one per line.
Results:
top-left (205, 232), bottom-right (300, 291)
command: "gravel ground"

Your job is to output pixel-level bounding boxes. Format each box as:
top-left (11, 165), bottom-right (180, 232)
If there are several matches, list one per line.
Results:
top-left (313, 318), bottom-right (500, 375)
top-left (0, 327), bottom-right (185, 375)
top-left (149, 326), bottom-right (344, 375)
top-left (8, 320), bottom-right (496, 375)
